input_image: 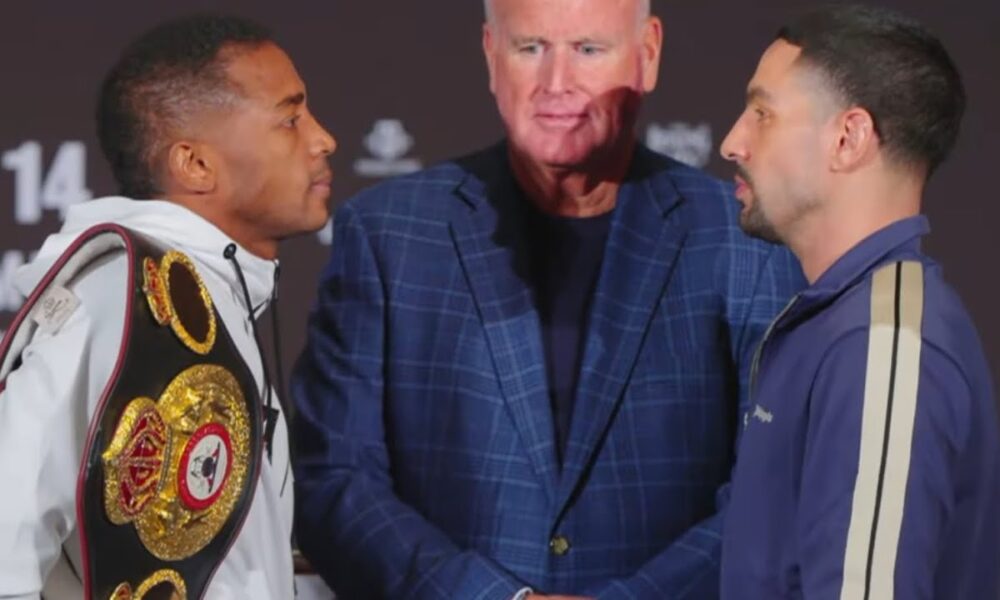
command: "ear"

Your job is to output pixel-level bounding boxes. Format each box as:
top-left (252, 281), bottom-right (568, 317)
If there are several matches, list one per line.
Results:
top-left (830, 107), bottom-right (879, 173)
top-left (640, 16), bottom-right (663, 92)
top-left (483, 22), bottom-right (498, 94)
top-left (164, 140), bottom-right (216, 194)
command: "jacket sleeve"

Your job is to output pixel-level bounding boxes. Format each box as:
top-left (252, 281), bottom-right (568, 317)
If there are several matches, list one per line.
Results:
top-left (291, 202), bottom-right (525, 600)
top-left (589, 245), bottom-right (805, 600)
top-left (796, 330), bottom-right (967, 600)
top-left (0, 254), bottom-right (127, 598)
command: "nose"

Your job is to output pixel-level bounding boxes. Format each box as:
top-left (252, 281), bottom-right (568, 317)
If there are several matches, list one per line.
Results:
top-left (311, 114), bottom-right (337, 156)
top-left (540, 48), bottom-right (574, 95)
top-left (719, 116), bottom-right (747, 163)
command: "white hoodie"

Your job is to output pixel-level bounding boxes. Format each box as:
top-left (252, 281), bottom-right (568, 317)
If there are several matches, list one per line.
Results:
top-left (0, 197), bottom-right (294, 599)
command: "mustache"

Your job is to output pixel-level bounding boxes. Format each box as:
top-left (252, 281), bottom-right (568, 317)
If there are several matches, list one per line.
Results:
top-left (311, 166), bottom-right (333, 183)
top-left (734, 165), bottom-right (754, 189)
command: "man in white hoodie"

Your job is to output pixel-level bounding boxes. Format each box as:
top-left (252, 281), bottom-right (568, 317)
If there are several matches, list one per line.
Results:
top-left (0, 14), bottom-right (335, 599)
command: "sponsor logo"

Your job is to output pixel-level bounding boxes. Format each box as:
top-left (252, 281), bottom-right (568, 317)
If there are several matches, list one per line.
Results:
top-left (645, 121), bottom-right (713, 168)
top-left (752, 404), bottom-right (774, 424)
top-left (353, 119), bottom-right (422, 178)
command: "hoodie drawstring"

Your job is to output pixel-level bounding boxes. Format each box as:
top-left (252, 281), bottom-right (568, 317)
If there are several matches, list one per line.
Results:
top-left (223, 243), bottom-right (281, 463)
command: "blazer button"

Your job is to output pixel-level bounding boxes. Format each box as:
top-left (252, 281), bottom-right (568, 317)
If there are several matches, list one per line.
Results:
top-left (549, 535), bottom-right (570, 556)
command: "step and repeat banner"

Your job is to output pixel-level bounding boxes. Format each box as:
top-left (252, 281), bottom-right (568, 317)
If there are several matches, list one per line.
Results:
top-left (2, 0), bottom-right (998, 383)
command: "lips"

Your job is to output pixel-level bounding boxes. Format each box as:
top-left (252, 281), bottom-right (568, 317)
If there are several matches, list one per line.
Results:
top-left (732, 168), bottom-right (754, 201)
top-left (310, 169), bottom-right (333, 189)
top-left (534, 111), bottom-right (588, 130)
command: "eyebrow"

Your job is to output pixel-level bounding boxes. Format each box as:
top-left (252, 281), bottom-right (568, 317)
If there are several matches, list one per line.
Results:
top-left (508, 35), bottom-right (609, 46)
top-left (275, 91), bottom-right (305, 110)
top-left (509, 35), bottom-right (545, 46)
top-left (746, 85), bottom-right (773, 104)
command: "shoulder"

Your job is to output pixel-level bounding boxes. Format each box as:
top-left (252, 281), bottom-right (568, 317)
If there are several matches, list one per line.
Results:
top-left (861, 258), bottom-right (983, 368)
top-left (642, 153), bottom-right (803, 299)
top-left (2, 244), bottom-right (130, 416)
top-left (16, 234), bottom-right (131, 335)
top-left (640, 150), bottom-right (782, 263)
top-left (636, 149), bottom-right (733, 218)
top-left (341, 145), bottom-right (503, 223)
top-left (815, 258), bottom-right (993, 450)
top-left (810, 257), bottom-right (988, 394)
top-left (910, 260), bottom-right (992, 392)
top-left (656, 154), bottom-right (734, 207)
top-left (347, 161), bottom-right (466, 209)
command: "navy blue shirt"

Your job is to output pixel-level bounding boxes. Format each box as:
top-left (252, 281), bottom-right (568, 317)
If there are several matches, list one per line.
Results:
top-left (523, 202), bottom-right (613, 464)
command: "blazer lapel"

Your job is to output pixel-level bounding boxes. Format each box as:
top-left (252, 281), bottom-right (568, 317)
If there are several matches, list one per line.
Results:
top-left (449, 152), bottom-right (559, 502)
top-left (555, 151), bottom-right (689, 515)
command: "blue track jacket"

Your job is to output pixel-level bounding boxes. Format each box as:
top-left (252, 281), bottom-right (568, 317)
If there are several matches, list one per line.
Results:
top-left (721, 216), bottom-right (1000, 599)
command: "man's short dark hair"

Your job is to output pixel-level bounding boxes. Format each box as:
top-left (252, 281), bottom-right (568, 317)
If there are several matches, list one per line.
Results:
top-left (96, 14), bottom-right (272, 198)
top-left (778, 4), bottom-right (965, 177)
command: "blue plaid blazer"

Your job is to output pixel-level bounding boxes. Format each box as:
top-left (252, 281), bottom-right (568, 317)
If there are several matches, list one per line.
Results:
top-left (292, 143), bottom-right (804, 599)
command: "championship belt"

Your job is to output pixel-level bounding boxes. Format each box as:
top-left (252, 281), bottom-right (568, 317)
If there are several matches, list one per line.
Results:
top-left (0, 224), bottom-right (263, 600)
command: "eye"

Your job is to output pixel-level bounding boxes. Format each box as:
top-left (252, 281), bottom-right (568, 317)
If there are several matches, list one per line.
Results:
top-left (283, 114), bottom-right (301, 129)
top-left (577, 43), bottom-right (604, 56)
top-left (518, 42), bottom-right (542, 55)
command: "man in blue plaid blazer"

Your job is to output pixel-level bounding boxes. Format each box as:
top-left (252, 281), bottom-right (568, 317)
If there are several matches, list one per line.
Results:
top-left (291, 1), bottom-right (804, 598)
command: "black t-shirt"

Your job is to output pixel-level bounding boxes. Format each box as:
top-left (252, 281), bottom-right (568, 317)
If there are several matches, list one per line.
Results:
top-left (523, 202), bottom-right (613, 465)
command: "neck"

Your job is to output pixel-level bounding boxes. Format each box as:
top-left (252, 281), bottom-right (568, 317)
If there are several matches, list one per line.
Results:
top-left (166, 193), bottom-right (278, 260)
top-left (786, 173), bottom-right (923, 284)
top-left (507, 140), bottom-right (636, 217)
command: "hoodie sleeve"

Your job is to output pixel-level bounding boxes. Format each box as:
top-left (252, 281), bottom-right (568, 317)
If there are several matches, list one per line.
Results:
top-left (0, 251), bottom-right (128, 597)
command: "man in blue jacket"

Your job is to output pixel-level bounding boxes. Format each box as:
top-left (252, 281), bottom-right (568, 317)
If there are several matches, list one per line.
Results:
top-left (719, 5), bottom-right (1000, 599)
top-left (292, 0), bottom-right (802, 598)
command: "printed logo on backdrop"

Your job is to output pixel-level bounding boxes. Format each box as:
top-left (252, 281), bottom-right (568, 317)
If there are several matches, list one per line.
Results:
top-left (317, 119), bottom-right (423, 245)
top-left (0, 141), bottom-right (91, 338)
top-left (644, 122), bottom-right (713, 168)
top-left (353, 119), bottom-right (422, 178)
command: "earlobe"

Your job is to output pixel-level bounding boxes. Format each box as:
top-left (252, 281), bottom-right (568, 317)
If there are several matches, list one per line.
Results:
top-left (166, 141), bottom-right (215, 194)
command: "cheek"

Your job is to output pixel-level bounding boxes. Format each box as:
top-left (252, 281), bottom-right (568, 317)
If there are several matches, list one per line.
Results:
top-left (762, 136), bottom-right (823, 208)
top-left (580, 55), bottom-right (643, 92)
top-left (219, 152), bottom-right (259, 194)
top-left (758, 130), bottom-right (804, 170)
top-left (235, 148), bottom-right (290, 199)
top-left (493, 68), bottom-right (532, 108)
top-left (580, 64), bottom-right (644, 119)
top-left (786, 134), bottom-right (827, 183)
top-left (289, 144), bottom-right (317, 192)
top-left (592, 86), bottom-right (640, 123)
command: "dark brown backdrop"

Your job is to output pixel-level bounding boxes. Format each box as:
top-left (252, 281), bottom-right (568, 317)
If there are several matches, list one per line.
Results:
top-left (2, 1), bottom-right (997, 391)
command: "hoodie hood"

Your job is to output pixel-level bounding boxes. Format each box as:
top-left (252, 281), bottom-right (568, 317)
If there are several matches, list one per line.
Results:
top-left (14, 196), bottom-right (277, 314)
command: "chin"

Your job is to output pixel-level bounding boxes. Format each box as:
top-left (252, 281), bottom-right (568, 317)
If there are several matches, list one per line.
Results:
top-left (293, 200), bottom-right (330, 234)
top-left (305, 209), bottom-right (331, 233)
top-left (517, 137), bottom-right (603, 169)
